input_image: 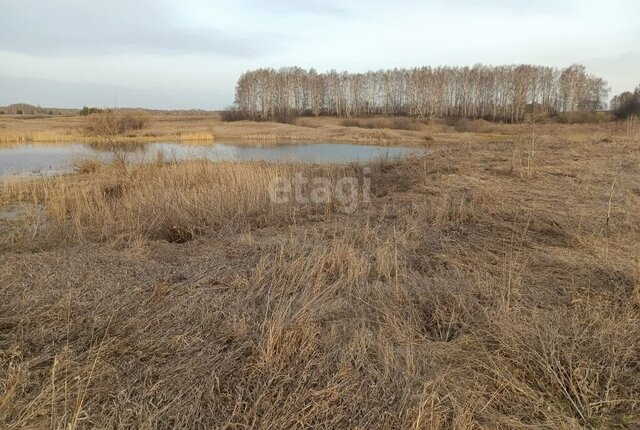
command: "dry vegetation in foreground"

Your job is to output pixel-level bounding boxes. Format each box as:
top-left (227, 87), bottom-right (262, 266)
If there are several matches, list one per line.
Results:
top-left (0, 124), bottom-right (640, 429)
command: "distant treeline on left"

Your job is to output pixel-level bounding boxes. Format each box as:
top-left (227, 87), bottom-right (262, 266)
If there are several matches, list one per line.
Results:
top-left (0, 103), bottom-right (218, 116)
top-left (0, 103), bottom-right (77, 115)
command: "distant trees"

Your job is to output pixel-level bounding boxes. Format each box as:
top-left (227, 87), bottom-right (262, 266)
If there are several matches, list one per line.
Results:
top-left (610, 85), bottom-right (640, 119)
top-left (231, 64), bottom-right (610, 122)
top-left (79, 106), bottom-right (104, 116)
top-left (2, 103), bottom-right (36, 114)
top-left (0, 104), bottom-right (74, 115)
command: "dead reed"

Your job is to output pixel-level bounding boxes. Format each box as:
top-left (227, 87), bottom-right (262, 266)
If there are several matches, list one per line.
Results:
top-left (1, 158), bottom-right (372, 245)
top-left (1, 125), bottom-right (639, 428)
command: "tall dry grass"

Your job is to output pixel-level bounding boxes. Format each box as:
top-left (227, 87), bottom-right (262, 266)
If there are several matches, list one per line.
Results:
top-left (1, 158), bottom-right (370, 245)
top-left (1, 131), bottom-right (639, 428)
top-left (0, 132), bottom-right (80, 144)
top-left (0, 114), bottom-right (217, 145)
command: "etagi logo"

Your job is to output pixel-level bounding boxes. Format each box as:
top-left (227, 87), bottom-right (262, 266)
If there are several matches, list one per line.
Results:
top-left (268, 168), bottom-right (371, 213)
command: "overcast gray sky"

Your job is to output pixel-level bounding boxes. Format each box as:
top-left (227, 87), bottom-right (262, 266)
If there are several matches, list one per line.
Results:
top-left (1, 0), bottom-right (639, 109)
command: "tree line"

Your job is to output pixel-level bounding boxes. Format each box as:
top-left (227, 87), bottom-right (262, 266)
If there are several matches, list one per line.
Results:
top-left (610, 85), bottom-right (640, 119)
top-left (0, 103), bottom-right (76, 115)
top-left (232, 64), bottom-right (609, 122)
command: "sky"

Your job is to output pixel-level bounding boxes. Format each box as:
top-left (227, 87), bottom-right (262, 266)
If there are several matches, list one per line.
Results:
top-left (1, 0), bottom-right (639, 109)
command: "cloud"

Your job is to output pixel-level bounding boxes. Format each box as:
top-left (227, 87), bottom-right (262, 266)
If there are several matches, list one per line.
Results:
top-left (0, 0), bottom-right (279, 57)
top-left (0, 74), bottom-right (227, 109)
top-left (579, 51), bottom-right (640, 95)
top-left (1, 0), bottom-right (638, 108)
top-left (436, 0), bottom-right (574, 13)
top-left (253, 0), bottom-right (350, 16)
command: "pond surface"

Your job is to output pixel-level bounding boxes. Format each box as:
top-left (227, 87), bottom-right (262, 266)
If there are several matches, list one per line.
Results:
top-left (0, 141), bottom-right (422, 176)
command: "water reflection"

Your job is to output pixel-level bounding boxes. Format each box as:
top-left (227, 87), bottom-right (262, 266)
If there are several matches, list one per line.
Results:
top-left (83, 141), bottom-right (149, 153)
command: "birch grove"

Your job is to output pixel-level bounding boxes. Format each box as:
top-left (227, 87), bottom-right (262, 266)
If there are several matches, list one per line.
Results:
top-left (233, 64), bottom-right (609, 122)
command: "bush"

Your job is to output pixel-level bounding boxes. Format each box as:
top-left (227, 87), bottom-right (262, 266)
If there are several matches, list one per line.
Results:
top-left (120, 112), bottom-right (147, 131)
top-left (86, 111), bottom-right (147, 136)
top-left (221, 106), bottom-right (251, 122)
top-left (610, 86), bottom-right (640, 119)
top-left (453, 118), bottom-right (474, 132)
top-left (273, 110), bottom-right (298, 124)
top-left (221, 106), bottom-right (298, 124)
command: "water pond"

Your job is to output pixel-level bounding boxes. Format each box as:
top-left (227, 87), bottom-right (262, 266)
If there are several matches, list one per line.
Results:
top-left (0, 141), bottom-right (423, 176)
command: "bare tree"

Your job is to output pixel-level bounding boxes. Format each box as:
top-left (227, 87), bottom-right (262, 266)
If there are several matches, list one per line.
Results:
top-left (232, 64), bottom-right (609, 122)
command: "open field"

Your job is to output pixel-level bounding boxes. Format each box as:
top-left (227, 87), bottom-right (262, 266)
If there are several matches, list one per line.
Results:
top-left (0, 115), bottom-right (217, 145)
top-left (1, 121), bottom-right (640, 428)
top-left (2, 113), bottom-right (637, 147)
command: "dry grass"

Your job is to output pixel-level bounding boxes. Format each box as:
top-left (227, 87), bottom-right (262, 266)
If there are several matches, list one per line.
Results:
top-left (1, 159), bottom-right (368, 245)
top-left (1, 113), bottom-right (631, 147)
top-left (342, 116), bottom-right (424, 131)
top-left (0, 133), bottom-right (76, 144)
top-left (1, 123), bottom-right (639, 428)
top-left (0, 115), bottom-right (217, 145)
top-left (0, 115), bottom-right (84, 144)
top-left (177, 131), bottom-right (215, 142)
top-left (452, 118), bottom-right (504, 133)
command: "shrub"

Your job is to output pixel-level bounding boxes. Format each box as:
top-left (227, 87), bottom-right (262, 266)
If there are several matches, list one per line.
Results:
top-left (273, 110), bottom-right (298, 124)
top-left (86, 111), bottom-right (119, 136)
top-left (610, 86), bottom-right (640, 119)
top-left (453, 118), bottom-right (473, 132)
top-left (221, 106), bottom-right (251, 122)
top-left (221, 106), bottom-right (298, 124)
top-left (120, 112), bottom-right (147, 131)
top-left (86, 111), bottom-right (147, 136)
top-left (341, 118), bottom-right (361, 128)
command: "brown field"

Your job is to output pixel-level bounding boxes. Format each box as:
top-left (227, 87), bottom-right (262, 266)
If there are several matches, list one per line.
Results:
top-left (0, 115), bottom-right (218, 144)
top-left (2, 113), bottom-right (637, 147)
top-left (1, 118), bottom-right (640, 428)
